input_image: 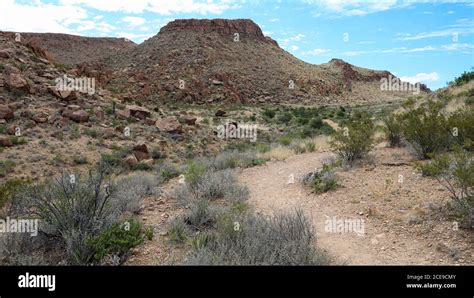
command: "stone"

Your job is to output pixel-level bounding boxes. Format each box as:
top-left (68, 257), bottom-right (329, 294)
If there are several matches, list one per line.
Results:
top-left (0, 105), bottom-right (14, 121)
top-left (5, 73), bottom-right (28, 91)
top-left (0, 137), bottom-right (13, 147)
top-left (69, 110), bottom-right (89, 123)
top-left (133, 144), bottom-right (150, 161)
top-left (156, 116), bottom-right (182, 134)
top-left (124, 155), bottom-right (138, 168)
top-left (31, 111), bottom-right (49, 123)
top-left (215, 109), bottom-right (226, 117)
top-left (127, 105), bottom-right (151, 119)
top-left (181, 115), bottom-right (197, 125)
top-left (0, 50), bottom-right (11, 59)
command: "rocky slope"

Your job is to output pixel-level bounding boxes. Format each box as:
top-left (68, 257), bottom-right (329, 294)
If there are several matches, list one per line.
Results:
top-left (3, 31), bottom-right (136, 66)
top-left (102, 19), bottom-right (426, 105)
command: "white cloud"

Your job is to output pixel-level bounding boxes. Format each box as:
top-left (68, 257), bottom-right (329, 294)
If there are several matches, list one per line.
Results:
top-left (60, 0), bottom-right (242, 15)
top-left (303, 0), bottom-right (472, 17)
top-left (291, 33), bottom-right (305, 41)
top-left (122, 16), bottom-right (146, 26)
top-left (291, 45), bottom-right (299, 51)
top-left (303, 48), bottom-right (330, 56)
top-left (0, 0), bottom-right (87, 33)
top-left (399, 72), bottom-right (440, 84)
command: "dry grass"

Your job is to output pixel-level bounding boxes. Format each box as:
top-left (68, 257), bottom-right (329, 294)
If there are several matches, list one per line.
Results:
top-left (259, 146), bottom-right (294, 161)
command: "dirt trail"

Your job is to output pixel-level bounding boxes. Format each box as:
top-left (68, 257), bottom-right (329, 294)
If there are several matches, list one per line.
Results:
top-left (239, 147), bottom-right (473, 265)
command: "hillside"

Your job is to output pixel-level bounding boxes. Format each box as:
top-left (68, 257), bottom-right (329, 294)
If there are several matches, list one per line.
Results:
top-left (3, 31), bottom-right (136, 66)
top-left (102, 19), bottom-right (426, 105)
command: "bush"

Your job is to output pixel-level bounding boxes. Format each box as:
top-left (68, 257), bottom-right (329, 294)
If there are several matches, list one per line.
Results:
top-left (186, 209), bottom-right (330, 265)
top-left (400, 102), bottom-right (451, 159)
top-left (0, 160), bottom-right (15, 177)
top-left (383, 114), bottom-right (403, 147)
top-left (262, 109), bottom-right (276, 119)
top-left (110, 173), bottom-right (157, 214)
top-left (448, 108), bottom-right (474, 151)
top-left (330, 112), bottom-right (375, 165)
top-left (168, 218), bottom-right (187, 243)
top-left (9, 164), bottom-right (150, 264)
top-left (309, 117), bottom-right (324, 129)
top-left (184, 200), bottom-right (223, 230)
top-left (0, 178), bottom-right (28, 209)
top-left (302, 161), bottom-right (340, 194)
top-left (87, 219), bottom-right (144, 264)
top-left (156, 162), bottom-right (180, 183)
top-left (176, 169), bottom-right (249, 204)
top-left (418, 146), bottom-right (473, 228)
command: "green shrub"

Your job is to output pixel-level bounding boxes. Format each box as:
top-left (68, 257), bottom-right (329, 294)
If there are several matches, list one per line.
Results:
top-left (418, 146), bottom-right (473, 228)
top-left (0, 178), bottom-right (28, 209)
top-left (383, 114), bottom-right (403, 147)
top-left (450, 70), bottom-right (474, 86)
top-left (262, 109), bottom-right (276, 119)
top-left (400, 102), bottom-right (451, 159)
top-left (186, 210), bottom-right (331, 265)
top-left (168, 218), bottom-right (187, 244)
top-left (330, 112), bottom-right (375, 165)
top-left (303, 162), bottom-right (339, 194)
top-left (0, 160), bottom-right (15, 177)
top-left (156, 162), bottom-right (180, 183)
top-left (279, 136), bottom-right (292, 146)
top-left (309, 117), bottom-right (324, 129)
top-left (448, 108), bottom-right (474, 151)
top-left (87, 219), bottom-right (144, 263)
top-left (73, 155), bottom-right (88, 165)
top-left (305, 142), bottom-right (316, 152)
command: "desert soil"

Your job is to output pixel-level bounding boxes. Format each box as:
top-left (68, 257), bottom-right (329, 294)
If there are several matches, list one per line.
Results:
top-left (129, 144), bottom-right (473, 265)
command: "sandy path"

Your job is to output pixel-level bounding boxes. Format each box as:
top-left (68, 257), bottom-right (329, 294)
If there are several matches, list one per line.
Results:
top-left (239, 148), bottom-right (473, 265)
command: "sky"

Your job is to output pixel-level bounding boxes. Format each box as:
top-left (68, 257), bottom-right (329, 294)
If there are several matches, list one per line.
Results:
top-left (0, 0), bottom-right (473, 90)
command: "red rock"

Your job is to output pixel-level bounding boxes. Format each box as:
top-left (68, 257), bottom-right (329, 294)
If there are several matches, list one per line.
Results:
top-left (156, 116), bottom-right (182, 134)
top-left (5, 73), bottom-right (29, 91)
top-left (127, 105), bottom-right (151, 119)
top-left (124, 155), bottom-right (138, 168)
top-left (0, 50), bottom-right (11, 59)
top-left (0, 137), bottom-right (13, 147)
top-left (0, 105), bottom-right (14, 121)
top-left (69, 110), bottom-right (89, 123)
top-left (181, 115), bottom-right (197, 125)
top-left (215, 109), bottom-right (227, 117)
top-left (31, 111), bottom-right (49, 123)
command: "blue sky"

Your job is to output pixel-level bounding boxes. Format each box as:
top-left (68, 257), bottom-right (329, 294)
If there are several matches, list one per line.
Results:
top-left (1, 0), bottom-right (473, 89)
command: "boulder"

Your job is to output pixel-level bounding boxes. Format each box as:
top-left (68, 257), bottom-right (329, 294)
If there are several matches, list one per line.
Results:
top-left (124, 155), bottom-right (138, 168)
top-left (181, 115), bottom-right (197, 125)
top-left (69, 110), bottom-right (89, 123)
top-left (31, 111), bottom-right (49, 123)
top-left (48, 87), bottom-right (77, 101)
top-left (0, 105), bottom-right (14, 121)
top-left (127, 105), bottom-right (151, 120)
top-left (215, 109), bottom-right (227, 117)
top-left (132, 144), bottom-right (150, 161)
top-left (5, 73), bottom-right (29, 92)
top-left (0, 50), bottom-right (11, 59)
top-left (156, 116), bottom-right (183, 134)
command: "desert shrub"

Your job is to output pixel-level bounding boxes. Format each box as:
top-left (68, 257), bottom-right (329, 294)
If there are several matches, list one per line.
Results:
top-left (110, 173), bottom-right (157, 214)
top-left (262, 109), bottom-right (276, 119)
top-left (450, 70), bottom-right (474, 86)
top-left (0, 178), bottom-right (28, 209)
top-left (291, 142), bottom-right (307, 154)
top-left (448, 108), bottom-right (474, 151)
top-left (279, 135), bottom-right (293, 146)
top-left (168, 217), bottom-right (187, 244)
top-left (176, 169), bottom-right (249, 204)
top-left (0, 160), bottom-right (15, 177)
top-left (277, 112), bottom-right (293, 124)
top-left (185, 161), bottom-right (208, 189)
top-left (0, 233), bottom-right (48, 265)
top-left (151, 147), bottom-right (163, 159)
top-left (73, 155), bottom-right (88, 165)
top-left (184, 200), bottom-right (223, 230)
top-left (200, 150), bottom-right (264, 171)
top-left (156, 162), bottom-right (180, 183)
top-left (400, 102), bottom-right (451, 159)
top-left (302, 161), bottom-right (340, 194)
top-left (9, 164), bottom-right (149, 264)
top-left (186, 210), bottom-right (330, 265)
top-left (309, 117), bottom-right (324, 129)
top-left (256, 143), bottom-right (271, 153)
top-left (418, 146), bottom-right (473, 228)
top-left (330, 112), bottom-right (375, 165)
top-left (87, 219), bottom-right (144, 264)
top-left (383, 114), bottom-right (403, 147)
top-left (305, 142), bottom-right (316, 152)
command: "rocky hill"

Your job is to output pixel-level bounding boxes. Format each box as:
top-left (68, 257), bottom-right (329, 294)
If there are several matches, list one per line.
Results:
top-left (2, 31), bottom-right (136, 66)
top-left (102, 19), bottom-right (425, 105)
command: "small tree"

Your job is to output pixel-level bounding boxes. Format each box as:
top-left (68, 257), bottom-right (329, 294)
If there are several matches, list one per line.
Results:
top-left (418, 145), bottom-right (473, 228)
top-left (330, 112), bottom-right (375, 165)
top-left (400, 101), bottom-right (452, 159)
top-left (383, 114), bottom-right (403, 147)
